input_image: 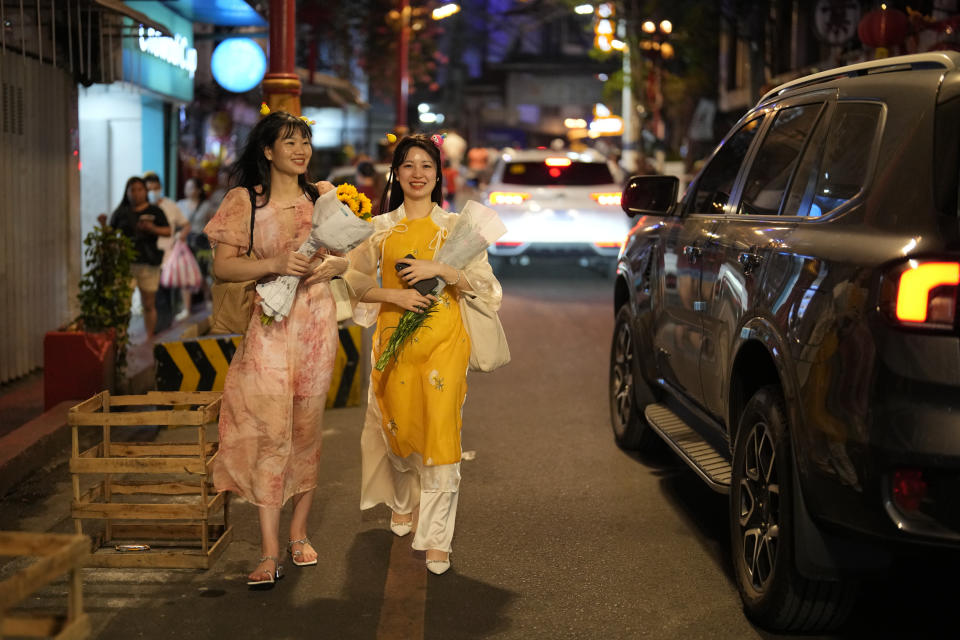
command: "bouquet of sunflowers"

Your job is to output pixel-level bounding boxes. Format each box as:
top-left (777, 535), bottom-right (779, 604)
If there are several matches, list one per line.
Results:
top-left (257, 184), bottom-right (373, 323)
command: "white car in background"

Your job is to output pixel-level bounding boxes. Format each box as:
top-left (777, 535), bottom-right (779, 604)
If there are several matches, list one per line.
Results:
top-left (483, 148), bottom-right (628, 272)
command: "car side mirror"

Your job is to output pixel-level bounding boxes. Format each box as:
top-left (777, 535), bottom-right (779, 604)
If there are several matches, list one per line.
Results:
top-left (621, 175), bottom-right (679, 217)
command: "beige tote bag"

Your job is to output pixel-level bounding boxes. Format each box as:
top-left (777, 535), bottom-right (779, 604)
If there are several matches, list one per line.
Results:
top-left (459, 293), bottom-right (510, 372)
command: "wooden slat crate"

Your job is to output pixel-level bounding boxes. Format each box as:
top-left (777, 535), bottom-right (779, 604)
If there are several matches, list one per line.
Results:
top-left (0, 531), bottom-right (90, 640)
top-left (68, 391), bottom-right (232, 569)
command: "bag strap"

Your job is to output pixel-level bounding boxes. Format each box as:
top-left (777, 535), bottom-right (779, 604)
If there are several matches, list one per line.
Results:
top-left (246, 188), bottom-right (257, 256)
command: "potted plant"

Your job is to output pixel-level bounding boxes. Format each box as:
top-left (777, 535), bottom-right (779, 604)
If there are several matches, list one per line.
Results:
top-left (43, 222), bottom-right (135, 409)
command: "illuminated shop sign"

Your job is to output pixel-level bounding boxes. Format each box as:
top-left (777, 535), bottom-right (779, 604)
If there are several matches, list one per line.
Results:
top-left (138, 26), bottom-right (197, 78)
top-left (121, 1), bottom-right (194, 102)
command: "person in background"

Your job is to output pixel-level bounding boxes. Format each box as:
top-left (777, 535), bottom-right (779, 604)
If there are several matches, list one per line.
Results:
top-left (355, 160), bottom-right (383, 215)
top-left (441, 158), bottom-right (459, 209)
top-left (108, 176), bottom-right (171, 338)
top-left (144, 172), bottom-right (192, 324)
top-left (177, 177), bottom-right (216, 305)
top-left (208, 167), bottom-right (232, 207)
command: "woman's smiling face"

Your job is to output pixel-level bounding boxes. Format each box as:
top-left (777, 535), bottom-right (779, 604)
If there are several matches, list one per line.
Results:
top-left (264, 131), bottom-right (312, 176)
top-left (396, 146), bottom-right (437, 203)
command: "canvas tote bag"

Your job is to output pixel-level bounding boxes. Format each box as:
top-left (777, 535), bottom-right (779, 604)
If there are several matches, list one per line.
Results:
top-left (458, 292), bottom-right (510, 372)
top-left (209, 189), bottom-right (258, 335)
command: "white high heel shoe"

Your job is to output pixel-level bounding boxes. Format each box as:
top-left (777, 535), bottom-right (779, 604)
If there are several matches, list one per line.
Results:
top-left (390, 512), bottom-right (413, 537)
top-left (426, 559), bottom-right (450, 575)
top-left (425, 551), bottom-right (450, 575)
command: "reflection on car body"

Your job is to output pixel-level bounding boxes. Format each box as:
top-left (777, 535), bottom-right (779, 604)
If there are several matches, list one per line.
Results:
top-left (609, 51), bottom-right (960, 633)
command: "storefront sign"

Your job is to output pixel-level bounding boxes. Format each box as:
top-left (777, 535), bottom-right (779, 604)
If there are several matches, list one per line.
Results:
top-left (138, 26), bottom-right (197, 78)
top-left (122, 2), bottom-right (195, 102)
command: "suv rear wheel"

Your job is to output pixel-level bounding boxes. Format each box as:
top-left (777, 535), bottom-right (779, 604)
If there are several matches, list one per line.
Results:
top-left (609, 306), bottom-right (657, 450)
top-left (730, 385), bottom-right (855, 632)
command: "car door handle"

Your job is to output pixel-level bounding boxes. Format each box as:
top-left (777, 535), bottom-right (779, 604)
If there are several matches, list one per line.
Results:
top-left (683, 245), bottom-right (702, 263)
top-left (738, 251), bottom-right (763, 274)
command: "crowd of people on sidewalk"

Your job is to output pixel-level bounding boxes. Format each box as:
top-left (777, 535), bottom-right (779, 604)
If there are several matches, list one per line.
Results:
top-left (103, 169), bottom-right (222, 338)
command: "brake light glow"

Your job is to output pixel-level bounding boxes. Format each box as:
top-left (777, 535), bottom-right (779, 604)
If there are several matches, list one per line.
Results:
top-left (892, 469), bottom-right (927, 512)
top-left (489, 192), bottom-right (530, 205)
top-left (544, 157), bottom-right (572, 167)
top-left (496, 241), bottom-right (523, 248)
top-left (895, 262), bottom-right (959, 323)
top-left (594, 241), bottom-right (623, 248)
top-left (591, 192), bottom-right (622, 206)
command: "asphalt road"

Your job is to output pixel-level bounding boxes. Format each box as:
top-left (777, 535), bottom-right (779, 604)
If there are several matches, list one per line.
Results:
top-left (1, 259), bottom-right (956, 639)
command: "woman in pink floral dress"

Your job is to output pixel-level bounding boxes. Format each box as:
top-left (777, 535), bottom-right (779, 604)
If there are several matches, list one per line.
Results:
top-left (204, 112), bottom-right (347, 588)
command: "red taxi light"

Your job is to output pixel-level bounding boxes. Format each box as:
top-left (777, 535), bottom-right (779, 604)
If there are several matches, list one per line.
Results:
top-left (590, 192), bottom-right (622, 206)
top-left (544, 157), bottom-right (572, 167)
top-left (881, 259), bottom-right (960, 329)
top-left (489, 192), bottom-right (530, 205)
top-left (892, 469), bottom-right (927, 512)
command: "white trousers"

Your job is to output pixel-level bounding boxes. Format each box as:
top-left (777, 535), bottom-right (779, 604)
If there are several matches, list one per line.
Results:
top-left (390, 460), bottom-right (461, 553)
top-left (360, 409), bottom-right (462, 553)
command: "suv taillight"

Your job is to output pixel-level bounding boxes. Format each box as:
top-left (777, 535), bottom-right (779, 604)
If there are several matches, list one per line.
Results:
top-left (881, 259), bottom-right (960, 329)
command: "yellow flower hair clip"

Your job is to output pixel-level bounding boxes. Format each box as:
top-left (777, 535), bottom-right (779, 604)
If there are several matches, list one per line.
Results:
top-left (259, 102), bottom-right (271, 116)
top-left (386, 133), bottom-right (397, 144)
top-left (300, 115), bottom-right (316, 126)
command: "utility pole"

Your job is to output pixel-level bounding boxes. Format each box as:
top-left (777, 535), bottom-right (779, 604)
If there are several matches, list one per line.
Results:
top-left (262, 0), bottom-right (301, 116)
top-left (396, 0), bottom-right (411, 134)
top-left (620, 17), bottom-right (638, 174)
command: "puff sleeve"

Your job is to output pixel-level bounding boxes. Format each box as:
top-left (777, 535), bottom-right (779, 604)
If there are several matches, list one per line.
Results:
top-left (203, 187), bottom-right (254, 254)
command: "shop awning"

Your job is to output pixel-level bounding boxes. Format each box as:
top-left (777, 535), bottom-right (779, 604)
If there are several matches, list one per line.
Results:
top-left (132, 0), bottom-right (267, 27)
top-left (93, 0), bottom-right (173, 37)
top-left (298, 68), bottom-right (369, 109)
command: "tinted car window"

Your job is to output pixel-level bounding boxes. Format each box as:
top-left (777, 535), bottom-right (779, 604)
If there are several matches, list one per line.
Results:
top-left (783, 102), bottom-right (882, 217)
top-left (739, 104), bottom-right (823, 216)
top-left (687, 117), bottom-right (763, 215)
top-left (499, 161), bottom-right (614, 186)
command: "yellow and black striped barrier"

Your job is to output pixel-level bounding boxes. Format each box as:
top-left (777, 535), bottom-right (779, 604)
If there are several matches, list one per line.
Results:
top-left (154, 326), bottom-right (363, 409)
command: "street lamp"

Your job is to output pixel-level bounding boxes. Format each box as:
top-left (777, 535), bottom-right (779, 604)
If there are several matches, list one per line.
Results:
top-left (639, 18), bottom-right (674, 147)
top-left (390, 2), bottom-right (460, 133)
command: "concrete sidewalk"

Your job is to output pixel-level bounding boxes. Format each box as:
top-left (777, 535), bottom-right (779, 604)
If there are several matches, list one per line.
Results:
top-left (0, 309), bottom-right (213, 498)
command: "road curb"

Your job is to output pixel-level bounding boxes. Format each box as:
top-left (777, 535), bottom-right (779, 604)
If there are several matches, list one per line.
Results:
top-left (0, 400), bottom-right (74, 498)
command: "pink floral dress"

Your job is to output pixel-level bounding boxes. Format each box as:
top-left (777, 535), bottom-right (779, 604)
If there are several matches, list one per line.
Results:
top-left (204, 184), bottom-right (338, 507)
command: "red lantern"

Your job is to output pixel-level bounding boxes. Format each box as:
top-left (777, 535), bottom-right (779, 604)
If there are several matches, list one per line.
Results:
top-left (858, 6), bottom-right (909, 49)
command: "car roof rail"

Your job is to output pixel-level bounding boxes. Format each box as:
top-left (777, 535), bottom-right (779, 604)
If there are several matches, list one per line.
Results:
top-left (759, 51), bottom-right (960, 104)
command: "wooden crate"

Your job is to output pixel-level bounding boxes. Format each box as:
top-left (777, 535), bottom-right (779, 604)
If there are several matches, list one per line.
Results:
top-left (68, 391), bottom-right (233, 569)
top-left (0, 531), bottom-right (90, 640)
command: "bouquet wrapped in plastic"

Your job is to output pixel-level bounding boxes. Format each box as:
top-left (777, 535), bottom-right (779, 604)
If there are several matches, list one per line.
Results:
top-left (375, 200), bottom-right (507, 370)
top-left (257, 185), bottom-right (372, 323)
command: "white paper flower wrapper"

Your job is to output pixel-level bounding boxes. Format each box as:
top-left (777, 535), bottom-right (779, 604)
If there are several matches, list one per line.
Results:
top-left (433, 200), bottom-right (508, 273)
top-left (257, 189), bottom-right (374, 321)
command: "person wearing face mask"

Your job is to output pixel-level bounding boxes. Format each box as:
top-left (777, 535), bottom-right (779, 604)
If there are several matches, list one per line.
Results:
top-left (108, 176), bottom-right (171, 338)
top-left (343, 134), bottom-right (502, 576)
top-left (144, 172), bottom-right (192, 326)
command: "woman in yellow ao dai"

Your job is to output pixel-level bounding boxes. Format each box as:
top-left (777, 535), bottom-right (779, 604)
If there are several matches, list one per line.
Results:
top-left (344, 135), bottom-right (502, 575)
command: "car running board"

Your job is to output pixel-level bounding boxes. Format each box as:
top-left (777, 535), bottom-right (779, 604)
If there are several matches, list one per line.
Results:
top-left (644, 403), bottom-right (732, 493)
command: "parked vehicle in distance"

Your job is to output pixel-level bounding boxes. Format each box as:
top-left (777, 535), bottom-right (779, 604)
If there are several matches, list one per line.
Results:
top-left (609, 52), bottom-right (960, 632)
top-left (483, 148), bottom-right (628, 273)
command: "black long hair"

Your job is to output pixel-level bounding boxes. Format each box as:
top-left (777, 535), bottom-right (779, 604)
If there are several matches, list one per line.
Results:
top-left (378, 134), bottom-right (444, 215)
top-left (230, 111), bottom-right (319, 208)
top-left (116, 176), bottom-right (148, 211)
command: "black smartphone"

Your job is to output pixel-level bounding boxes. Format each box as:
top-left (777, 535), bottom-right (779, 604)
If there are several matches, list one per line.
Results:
top-left (395, 253), bottom-right (440, 296)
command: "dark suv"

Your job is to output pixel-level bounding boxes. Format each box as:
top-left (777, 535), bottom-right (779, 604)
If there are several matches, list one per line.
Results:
top-left (609, 52), bottom-right (960, 632)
